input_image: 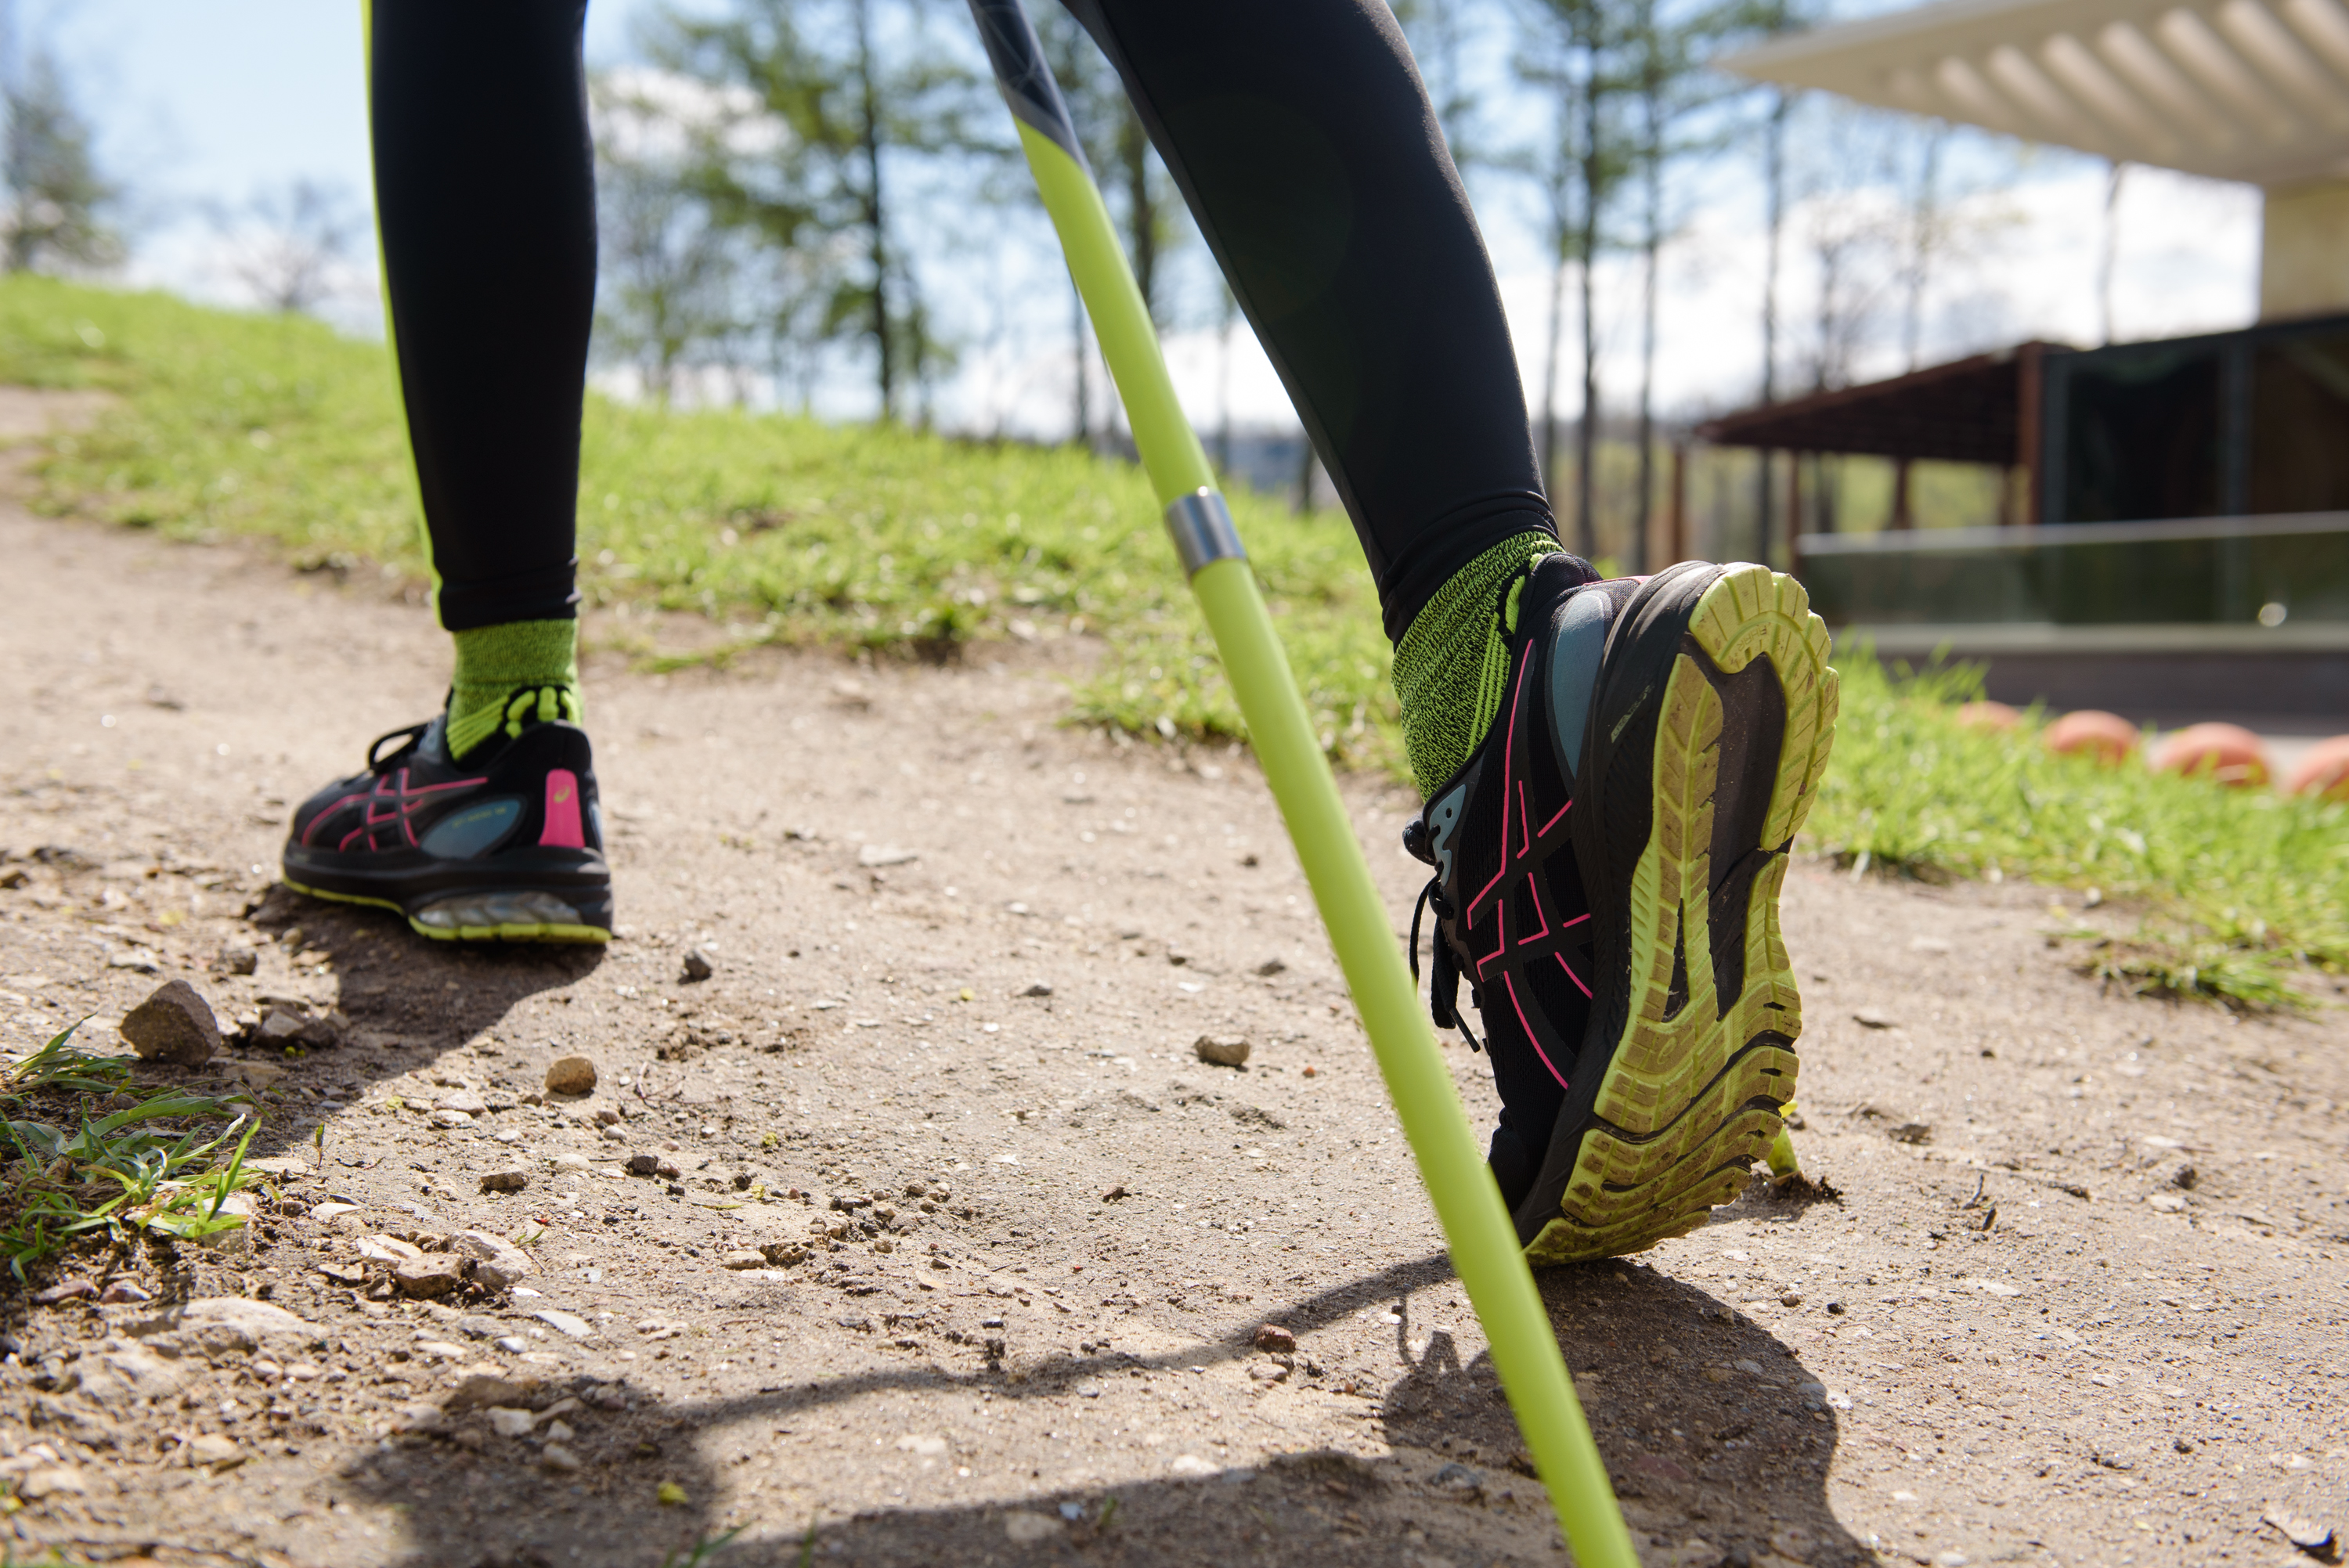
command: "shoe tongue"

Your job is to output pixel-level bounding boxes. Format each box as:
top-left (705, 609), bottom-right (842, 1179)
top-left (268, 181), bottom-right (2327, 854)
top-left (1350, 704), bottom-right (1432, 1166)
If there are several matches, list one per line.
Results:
top-left (1546, 587), bottom-right (1613, 783)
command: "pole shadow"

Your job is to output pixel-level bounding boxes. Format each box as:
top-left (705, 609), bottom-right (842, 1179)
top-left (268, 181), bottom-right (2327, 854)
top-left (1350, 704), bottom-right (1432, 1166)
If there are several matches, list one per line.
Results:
top-left (330, 1245), bottom-right (1867, 1567)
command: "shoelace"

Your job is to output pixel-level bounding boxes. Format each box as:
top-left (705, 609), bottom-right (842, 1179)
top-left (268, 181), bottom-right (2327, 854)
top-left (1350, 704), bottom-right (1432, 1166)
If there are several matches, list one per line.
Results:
top-left (501, 684), bottom-right (582, 740)
top-left (1409, 876), bottom-right (1482, 1052)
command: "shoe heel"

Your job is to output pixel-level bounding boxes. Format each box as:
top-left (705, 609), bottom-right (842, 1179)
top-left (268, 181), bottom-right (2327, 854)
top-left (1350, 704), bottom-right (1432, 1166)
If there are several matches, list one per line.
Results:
top-left (1529, 564), bottom-right (1838, 1262)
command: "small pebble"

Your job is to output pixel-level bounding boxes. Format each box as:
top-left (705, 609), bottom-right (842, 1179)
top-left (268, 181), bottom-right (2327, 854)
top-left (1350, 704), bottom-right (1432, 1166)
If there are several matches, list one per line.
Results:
top-left (601, 1125), bottom-right (629, 1144)
top-left (1780, 1290), bottom-right (1804, 1308)
top-left (1022, 981), bottom-right (1053, 997)
top-left (544, 1055), bottom-right (597, 1096)
top-left (98, 1280), bottom-right (150, 1304)
top-left (1253, 1324), bottom-right (1297, 1354)
top-left (721, 1249), bottom-right (767, 1271)
top-left (680, 948), bottom-right (713, 982)
top-left (1194, 1033), bottom-right (1250, 1068)
top-left (479, 1170), bottom-right (529, 1194)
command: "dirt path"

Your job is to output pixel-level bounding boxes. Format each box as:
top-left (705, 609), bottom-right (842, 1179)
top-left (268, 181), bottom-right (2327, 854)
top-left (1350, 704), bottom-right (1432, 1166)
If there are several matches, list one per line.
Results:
top-left (0, 395), bottom-right (2344, 1568)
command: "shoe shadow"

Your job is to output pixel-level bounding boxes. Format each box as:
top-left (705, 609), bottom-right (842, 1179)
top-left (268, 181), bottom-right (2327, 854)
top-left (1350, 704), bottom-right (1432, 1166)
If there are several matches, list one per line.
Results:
top-left (327, 1249), bottom-right (1864, 1566)
top-left (229, 885), bottom-right (603, 1159)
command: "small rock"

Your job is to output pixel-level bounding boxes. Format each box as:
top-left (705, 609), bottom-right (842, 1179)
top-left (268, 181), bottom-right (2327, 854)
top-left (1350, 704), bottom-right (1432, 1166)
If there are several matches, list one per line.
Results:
top-left (1431, 1462), bottom-right (1482, 1495)
top-left (1853, 1007), bottom-right (1900, 1029)
top-left (1169, 1454), bottom-right (1218, 1479)
top-left (655, 1159), bottom-right (682, 1180)
top-left (721, 1249), bottom-right (767, 1271)
top-left (680, 948), bottom-right (713, 982)
top-left (540, 1443), bottom-right (583, 1473)
top-left (534, 1309), bottom-right (594, 1340)
top-left (2262, 1509), bottom-right (2335, 1555)
top-left (393, 1254), bottom-right (470, 1299)
top-left (1252, 1324), bottom-right (1297, 1353)
top-left (1021, 981), bottom-right (1054, 997)
top-left (434, 1090), bottom-right (489, 1116)
top-left (1194, 1034), bottom-right (1250, 1068)
top-left (625, 1153), bottom-right (660, 1177)
top-left (479, 1170), bottom-right (529, 1195)
top-left (120, 979), bottom-right (222, 1066)
top-left (217, 943), bottom-right (258, 976)
top-left (857, 844), bottom-right (918, 867)
top-left (760, 1242), bottom-right (810, 1267)
top-left (16, 1464), bottom-right (86, 1498)
top-left (98, 1281), bottom-right (151, 1305)
top-left (1887, 1121), bottom-right (1932, 1144)
top-left (2146, 1192), bottom-right (2188, 1213)
top-left (31, 1278), bottom-right (95, 1305)
top-left (187, 1433), bottom-right (243, 1470)
top-left (1003, 1512), bottom-right (1062, 1545)
top-left (429, 1109), bottom-right (474, 1130)
top-left (1101, 1184), bottom-right (1129, 1202)
top-left (1255, 958), bottom-right (1286, 977)
top-left (454, 1231), bottom-right (533, 1292)
top-left (485, 1407), bottom-right (536, 1438)
top-left (600, 1125), bottom-right (629, 1144)
top-left (545, 1055), bottom-right (598, 1096)
top-left (494, 1336), bottom-right (528, 1354)
top-left (1780, 1290), bottom-right (1804, 1308)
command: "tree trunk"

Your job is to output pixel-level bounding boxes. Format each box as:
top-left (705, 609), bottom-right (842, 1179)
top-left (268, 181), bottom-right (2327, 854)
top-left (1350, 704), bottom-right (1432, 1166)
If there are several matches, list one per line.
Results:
top-left (853, 0), bottom-right (892, 420)
top-left (1575, 47), bottom-right (1602, 562)
top-left (1540, 225), bottom-right (1568, 506)
top-left (1633, 13), bottom-right (1660, 577)
top-left (1755, 90), bottom-right (1786, 565)
top-left (1071, 272), bottom-right (1089, 449)
top-left (1119, 106), bottom-right (1159, 326)
top-left (1215, 283), bottom-right (1235, 475)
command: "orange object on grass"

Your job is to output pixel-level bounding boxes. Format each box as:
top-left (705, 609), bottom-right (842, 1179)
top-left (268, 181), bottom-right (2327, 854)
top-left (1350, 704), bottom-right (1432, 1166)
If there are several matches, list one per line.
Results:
top-left (2153, 723), bottom-right (2270, 787)
top-left (2282, 735), bottom-right (2349, 802)
top-left (2043, 709), bottom-right (2138, 765)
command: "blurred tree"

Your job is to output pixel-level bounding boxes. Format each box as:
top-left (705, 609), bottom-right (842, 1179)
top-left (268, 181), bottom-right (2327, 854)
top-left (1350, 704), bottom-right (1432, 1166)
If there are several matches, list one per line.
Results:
top-left (208, 178), bottom-right (360, 316)
top-left (1, 44), bottom-right (121, 274)
top-left (647, 0), bottom-right (984, 423)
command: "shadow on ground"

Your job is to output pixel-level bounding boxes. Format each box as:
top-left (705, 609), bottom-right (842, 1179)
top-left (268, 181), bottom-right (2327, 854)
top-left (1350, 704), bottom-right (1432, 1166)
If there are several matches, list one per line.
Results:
top-left (229, 887), bottom-right (603, 1161)
top-left (336, 1227), bottom-right (1867, 1567)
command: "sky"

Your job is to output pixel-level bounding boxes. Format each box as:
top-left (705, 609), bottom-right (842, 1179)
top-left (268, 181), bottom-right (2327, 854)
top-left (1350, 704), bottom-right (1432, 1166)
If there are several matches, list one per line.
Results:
top-left (31, 0), bottom-right (2265, 440)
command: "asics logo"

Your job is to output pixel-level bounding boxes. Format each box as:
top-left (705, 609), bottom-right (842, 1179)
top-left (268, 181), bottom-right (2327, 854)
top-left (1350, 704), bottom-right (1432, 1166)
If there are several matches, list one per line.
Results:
top-left (302, 768), bottom-right (487, 854)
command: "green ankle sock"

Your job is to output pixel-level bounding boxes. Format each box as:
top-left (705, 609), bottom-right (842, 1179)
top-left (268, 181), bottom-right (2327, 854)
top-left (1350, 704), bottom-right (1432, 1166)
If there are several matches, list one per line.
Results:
top-left (446, 618), bottom-right (582, 760)
top-left (1391, 532), bottom-right (1561, 795)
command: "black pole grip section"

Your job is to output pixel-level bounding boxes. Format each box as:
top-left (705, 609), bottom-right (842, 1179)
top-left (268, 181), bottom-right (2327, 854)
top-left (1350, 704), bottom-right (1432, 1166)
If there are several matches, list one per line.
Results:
top-left (967, 0), bottom-right (1090, 175)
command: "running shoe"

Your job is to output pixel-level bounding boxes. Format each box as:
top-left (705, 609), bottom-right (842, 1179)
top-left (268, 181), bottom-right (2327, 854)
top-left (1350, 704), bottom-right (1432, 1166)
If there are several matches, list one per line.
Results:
top-left (280, 709), bottom-right (612, 943)
top-left (1406, 558), bottom-right (1837, 1261)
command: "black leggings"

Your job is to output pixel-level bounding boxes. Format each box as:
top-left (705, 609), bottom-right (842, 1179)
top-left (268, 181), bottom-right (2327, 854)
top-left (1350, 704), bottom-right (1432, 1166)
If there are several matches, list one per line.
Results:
top-left (370, 0), bottom-right (1553, 642)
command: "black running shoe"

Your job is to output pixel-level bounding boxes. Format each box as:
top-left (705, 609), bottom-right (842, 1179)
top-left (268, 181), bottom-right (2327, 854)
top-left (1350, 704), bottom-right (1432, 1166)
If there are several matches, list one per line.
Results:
top-left (281, 712), bottom-right (612, 943)
top-left (1407, 558), bottom-right (1837, 1261)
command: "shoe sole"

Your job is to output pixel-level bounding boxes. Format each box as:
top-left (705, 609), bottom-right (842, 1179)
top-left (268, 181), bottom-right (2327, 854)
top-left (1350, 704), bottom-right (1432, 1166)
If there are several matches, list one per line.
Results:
top-left (1522, 564), bottom-right (1837, 1263)
top-left (281, 878), bottom-right (612, 946)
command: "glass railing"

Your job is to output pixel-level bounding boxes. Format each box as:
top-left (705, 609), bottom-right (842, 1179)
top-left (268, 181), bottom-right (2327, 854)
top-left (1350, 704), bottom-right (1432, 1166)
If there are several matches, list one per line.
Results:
top-left (1795, 512), bottom-right (2349, 625)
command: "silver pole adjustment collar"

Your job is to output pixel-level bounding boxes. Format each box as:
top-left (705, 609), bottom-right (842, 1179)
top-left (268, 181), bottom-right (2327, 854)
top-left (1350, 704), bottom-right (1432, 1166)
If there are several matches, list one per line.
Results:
top-left (1163, 488), bottom-right (1246, 578)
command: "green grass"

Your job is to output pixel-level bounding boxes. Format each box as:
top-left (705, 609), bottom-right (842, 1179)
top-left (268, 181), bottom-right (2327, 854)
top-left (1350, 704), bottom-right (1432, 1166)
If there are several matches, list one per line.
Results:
top-left (1, 275), bottom-right (1398, 770)
top-left (0, 1022), bottom-right (264, 1280)
top-left (5, 276), bottom-right (2342, 1006)
top-left (1807, 655), bottom-right (2347, 1007)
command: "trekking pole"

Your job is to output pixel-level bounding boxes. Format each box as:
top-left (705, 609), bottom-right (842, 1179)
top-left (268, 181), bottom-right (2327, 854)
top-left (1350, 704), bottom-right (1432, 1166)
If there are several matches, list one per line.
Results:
top-left (967, 6), bottom-right (1636, 1563)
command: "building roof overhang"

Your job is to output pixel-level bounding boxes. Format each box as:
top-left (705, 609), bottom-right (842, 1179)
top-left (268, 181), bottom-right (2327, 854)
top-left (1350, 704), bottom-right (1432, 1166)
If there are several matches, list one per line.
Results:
top-left (1694, 344), bottom-right (2062, 461)
top-left (1719, 0), bottom-right (2349, 188)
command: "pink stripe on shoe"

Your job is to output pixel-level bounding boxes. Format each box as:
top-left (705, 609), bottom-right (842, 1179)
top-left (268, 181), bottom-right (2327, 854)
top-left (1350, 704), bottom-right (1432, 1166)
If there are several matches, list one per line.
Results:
top-left (539, 770), bottom-right (585, 849)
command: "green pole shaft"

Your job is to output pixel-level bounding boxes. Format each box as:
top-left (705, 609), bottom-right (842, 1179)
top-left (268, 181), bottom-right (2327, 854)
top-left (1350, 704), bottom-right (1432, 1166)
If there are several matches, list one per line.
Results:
top-left (978, 20), bottom-right (1636, 1560)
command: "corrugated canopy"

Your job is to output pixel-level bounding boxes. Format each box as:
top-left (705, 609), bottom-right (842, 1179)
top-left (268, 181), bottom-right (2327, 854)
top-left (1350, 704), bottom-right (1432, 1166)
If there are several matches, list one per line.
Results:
top-left (1720, 0), bottom-right (2349, 187)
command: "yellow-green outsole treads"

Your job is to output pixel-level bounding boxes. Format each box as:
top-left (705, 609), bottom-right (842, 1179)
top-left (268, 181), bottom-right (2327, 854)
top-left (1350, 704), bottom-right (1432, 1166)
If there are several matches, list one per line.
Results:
top-left (1525, 566), bottom-right (1838, 1265)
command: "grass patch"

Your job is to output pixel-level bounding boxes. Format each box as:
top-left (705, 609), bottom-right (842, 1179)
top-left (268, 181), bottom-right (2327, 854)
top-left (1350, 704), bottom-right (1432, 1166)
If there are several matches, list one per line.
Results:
top-left (5, 276), bottom-right (2340, 1006)
top-left (1808, 655), bottom-right (2347, 1008)
top-left (0, 1022), bottom-right (263, 1281)
top-left (1, 275), bottom-right (1399, 771)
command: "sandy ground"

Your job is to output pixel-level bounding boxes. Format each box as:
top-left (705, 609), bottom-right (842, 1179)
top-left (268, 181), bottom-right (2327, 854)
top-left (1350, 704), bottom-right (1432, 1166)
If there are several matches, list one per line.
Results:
top-left (0, 392), bottom-right (2344, 1568)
